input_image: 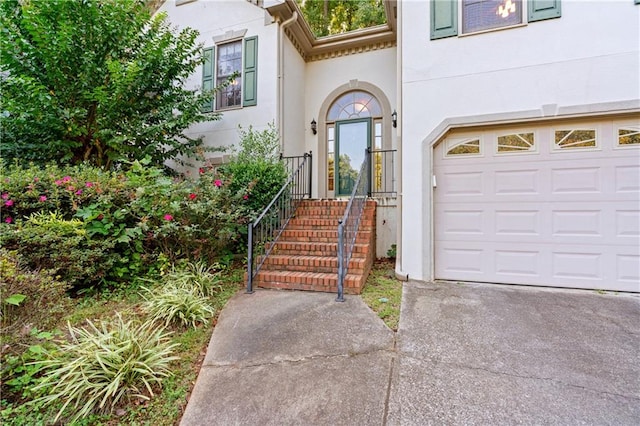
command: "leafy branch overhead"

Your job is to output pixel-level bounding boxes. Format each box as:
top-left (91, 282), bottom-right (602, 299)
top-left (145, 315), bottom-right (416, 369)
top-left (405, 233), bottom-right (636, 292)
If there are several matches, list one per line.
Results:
top-left (0, 0), bottom-right (218, 169)
top-left (297, 0), bottom-right (387, 38)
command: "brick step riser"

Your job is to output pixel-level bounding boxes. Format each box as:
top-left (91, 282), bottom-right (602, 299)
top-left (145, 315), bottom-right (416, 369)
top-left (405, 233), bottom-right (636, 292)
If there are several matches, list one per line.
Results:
top-left (253, 276), bottom-right (365, 291)
top-left (294, 210), bottom-right (375, 218)
top-left (267, 251), bottom-right (368, 258)
top-left (256, 251), bottom-right (367, 262)
top-left (259, 260), bottom-right (366, 273)
top-left (287, 220), bottom-right (375, 229)
top-left (259, 255), bottom-right (366, 267)
top-left (260, 264), bottom-right (365, 275)
top-left (280, 230), bottom-right (373, 240)
top-left (279, 237), bottom-right (371, 245)
top-left (254, 281), bottom-right (361, 295)
top-left (298, 200), bottom-right (377, 207)
top-left (266, 247), bottom-right (369, 257)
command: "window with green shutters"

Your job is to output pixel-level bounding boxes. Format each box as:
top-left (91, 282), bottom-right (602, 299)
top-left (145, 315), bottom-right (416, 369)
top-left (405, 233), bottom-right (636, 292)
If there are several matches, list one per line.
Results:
top-left (201, 35), bottom-right (258, 111)
top-left (430, 0), bottom-right (561, 40)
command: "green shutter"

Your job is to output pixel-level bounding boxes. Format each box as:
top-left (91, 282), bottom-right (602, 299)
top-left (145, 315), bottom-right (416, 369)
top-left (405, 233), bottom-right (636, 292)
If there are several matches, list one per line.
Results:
top-left (243, 36), bottom-right (258, 107)
top-left (528, 0), bottom-right (562, 22)
top-left (201, 47), bottom-right (214, 112)
top-left (430, 0), bottom-right (458, 40)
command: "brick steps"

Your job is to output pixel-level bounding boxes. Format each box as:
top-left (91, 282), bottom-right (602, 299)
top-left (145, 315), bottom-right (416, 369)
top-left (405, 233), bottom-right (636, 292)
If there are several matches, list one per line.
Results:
top-left (287, 217), bottom-right (375, 230)
top-left (251, 199), bottom-right (376, 294)
top-left (260, 254), bottom-right (367, 274)
top-left (280, 229), bottom-right (371, 243)
top-left (267, 241), bottom-right (369, 257)
top-left (251, 271), bottom-right (364, 294)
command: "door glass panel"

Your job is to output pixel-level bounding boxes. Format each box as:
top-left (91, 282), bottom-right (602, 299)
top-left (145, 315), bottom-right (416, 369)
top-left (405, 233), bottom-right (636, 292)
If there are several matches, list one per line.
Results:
top-left (337, 120), bottom-right (369, 196)
top-left (327, 126), bottom-right (335, 191)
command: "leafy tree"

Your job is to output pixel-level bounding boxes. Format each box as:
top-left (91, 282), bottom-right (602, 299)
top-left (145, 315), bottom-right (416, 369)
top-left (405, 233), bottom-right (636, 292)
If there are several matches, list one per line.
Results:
top-left (297, 0), bottom-right (386, 37)
top-left (0, 0), bottom-right (218, 169)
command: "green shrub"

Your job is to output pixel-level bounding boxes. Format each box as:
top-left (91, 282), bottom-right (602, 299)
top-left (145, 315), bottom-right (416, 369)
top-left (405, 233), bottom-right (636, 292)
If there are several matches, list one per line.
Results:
top-left (32, 314), bottom-right (179, 424)
top-left (0, 212), bottom-right (120, 290)
top-left (0, 160), bottom-right (250, 288)
top-left (142, 285), bottom-right (215, 329)
top-left (215, 124), bottom-right (287, 235)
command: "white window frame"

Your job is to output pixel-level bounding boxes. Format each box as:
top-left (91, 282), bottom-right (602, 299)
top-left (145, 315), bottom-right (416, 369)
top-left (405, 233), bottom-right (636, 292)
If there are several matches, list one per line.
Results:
top-left (460, 0), bottom-right (527, 37)
top-left (551, 127), bottom-right (600, 153)
top-left (215, 39), bottom-right (243, 111)
top-left (495, 129), bottom-right (538, 156)
top-left (614, 118), bottom-right (640, 150)
top-left (443, 136), bottom-right (484, 158)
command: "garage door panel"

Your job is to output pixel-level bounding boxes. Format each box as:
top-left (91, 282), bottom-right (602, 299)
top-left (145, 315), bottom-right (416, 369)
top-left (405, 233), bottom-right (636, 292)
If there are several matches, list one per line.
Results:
top-left (494, 169), bottom-right (540, 195)
top-left (434, 119), bottom-right (640, 292)
top-left (616, 210), bottom-right (640, 238)
top-left (551, 251), bottom-right (603, 281)
top-left (617, 254), bottom-right (640, 284)
top-left (615, 165), bottom-right (640, 192)
top-left (439, 171), bottom-right (485, 196)
top-left (550, 166), bottom-right (601, 194)
top-left (494, 250), bottom-right (541, 277)
top-left (494, 210), bottom-right (540, 236)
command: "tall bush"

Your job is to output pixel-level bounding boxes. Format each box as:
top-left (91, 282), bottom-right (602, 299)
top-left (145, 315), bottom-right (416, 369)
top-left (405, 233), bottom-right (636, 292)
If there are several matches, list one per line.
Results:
top-left (217, 124), bottom-right (288, 221)
top-left (0, 0), bottom-right (218, 168)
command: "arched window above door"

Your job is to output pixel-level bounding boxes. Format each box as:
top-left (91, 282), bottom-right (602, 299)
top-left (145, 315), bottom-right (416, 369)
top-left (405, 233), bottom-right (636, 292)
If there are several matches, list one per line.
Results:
top-left (327, 91), bottom-right (382, 121)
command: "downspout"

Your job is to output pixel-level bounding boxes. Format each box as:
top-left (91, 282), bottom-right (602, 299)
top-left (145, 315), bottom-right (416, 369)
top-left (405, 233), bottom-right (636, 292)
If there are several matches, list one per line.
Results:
top-left (277, 11), bottom-right (298, 153)
top-left (394, 0), bottom-right (409, 282)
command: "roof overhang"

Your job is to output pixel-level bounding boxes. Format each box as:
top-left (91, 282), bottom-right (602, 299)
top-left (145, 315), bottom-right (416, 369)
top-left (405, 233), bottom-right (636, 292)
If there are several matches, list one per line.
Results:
top-left (264, 0), bottom-right (397, 62)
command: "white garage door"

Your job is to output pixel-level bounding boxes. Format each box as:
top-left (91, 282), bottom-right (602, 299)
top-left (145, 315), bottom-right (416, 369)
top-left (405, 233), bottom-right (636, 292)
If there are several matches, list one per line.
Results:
top-left (434, 118), bottom-right (640, 292)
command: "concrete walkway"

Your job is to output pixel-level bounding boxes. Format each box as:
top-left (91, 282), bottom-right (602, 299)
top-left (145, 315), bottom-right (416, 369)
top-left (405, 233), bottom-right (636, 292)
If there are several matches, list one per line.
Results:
top-left (180, 282), bottom-right (640, 425)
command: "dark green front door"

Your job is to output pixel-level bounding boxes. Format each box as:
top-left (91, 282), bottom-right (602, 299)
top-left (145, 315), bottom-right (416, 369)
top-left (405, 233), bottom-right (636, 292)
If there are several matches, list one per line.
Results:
top-left (335, 118), bottom-right (371, 196)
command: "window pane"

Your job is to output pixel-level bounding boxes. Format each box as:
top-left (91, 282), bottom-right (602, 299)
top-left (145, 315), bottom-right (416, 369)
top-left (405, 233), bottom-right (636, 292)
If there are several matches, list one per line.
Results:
top-left (463, 0), bottom-right (522, 34)
top-left (216, 40), bottom-right (242, 109)
top-left (497, 132), bottom-right (535, 153)
top-left (374, 121), bottom-right (382, 149)
top-left (619, 127), bottom-right (640, 146)
top-left (554, 130), bottom-right (596, 150)
top-left (446, 139), bottom-right (481, 156)
top-left (327, 91), bottom-right (382, 121)
top-left (328, 125), bottom-right (335, 191)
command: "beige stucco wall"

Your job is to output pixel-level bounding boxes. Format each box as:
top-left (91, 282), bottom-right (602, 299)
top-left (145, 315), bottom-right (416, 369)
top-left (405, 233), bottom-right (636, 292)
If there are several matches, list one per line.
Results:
top-left (281, 35), bottom-right (307, 157)
top-left (158, 0), bottom-right (279, 168)
top-left (398, 0), bottom-right (640, 282)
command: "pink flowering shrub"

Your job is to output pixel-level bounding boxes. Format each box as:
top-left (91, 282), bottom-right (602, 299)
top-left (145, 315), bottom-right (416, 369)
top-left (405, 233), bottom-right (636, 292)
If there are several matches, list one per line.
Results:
top-left (0, 160), bottom-right (248, 290)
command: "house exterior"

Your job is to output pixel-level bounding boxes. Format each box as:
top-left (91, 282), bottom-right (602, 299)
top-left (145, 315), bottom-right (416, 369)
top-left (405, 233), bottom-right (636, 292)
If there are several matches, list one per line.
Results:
top-left (158, 0), bottom-right (640, 293)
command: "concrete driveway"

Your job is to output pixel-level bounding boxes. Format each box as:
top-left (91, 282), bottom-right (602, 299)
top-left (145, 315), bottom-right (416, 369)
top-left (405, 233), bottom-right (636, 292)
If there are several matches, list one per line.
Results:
top-left (181, 281), bottom-right (640, 425)
top-left (388, 281), bottom-right (640, 425)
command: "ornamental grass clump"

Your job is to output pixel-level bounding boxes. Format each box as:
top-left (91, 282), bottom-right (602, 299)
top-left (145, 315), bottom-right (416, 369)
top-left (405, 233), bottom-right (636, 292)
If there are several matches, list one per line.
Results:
top-left (165, 261), bottom-right (223, 297)
top-left (31, 313), bottom-right (178, 424)
top-left (142, 285), bottom-right (215, 328)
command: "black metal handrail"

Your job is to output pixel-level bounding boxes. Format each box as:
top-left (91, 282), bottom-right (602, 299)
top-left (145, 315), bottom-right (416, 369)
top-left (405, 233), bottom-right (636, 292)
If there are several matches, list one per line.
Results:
top-left (246, 152), bottom-right (312, 293)
top-left (336, 149), bottom-right (370, 302)
top-left (369, 148), bottom-right (397, 197)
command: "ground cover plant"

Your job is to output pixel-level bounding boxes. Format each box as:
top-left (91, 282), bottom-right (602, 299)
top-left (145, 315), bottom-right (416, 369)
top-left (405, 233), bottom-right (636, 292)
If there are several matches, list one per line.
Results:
top-left (361, 258), bottom-right (403, 330)
top-left (0, 260), bottom-right (244, 425)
